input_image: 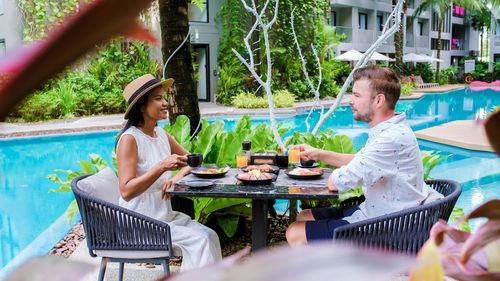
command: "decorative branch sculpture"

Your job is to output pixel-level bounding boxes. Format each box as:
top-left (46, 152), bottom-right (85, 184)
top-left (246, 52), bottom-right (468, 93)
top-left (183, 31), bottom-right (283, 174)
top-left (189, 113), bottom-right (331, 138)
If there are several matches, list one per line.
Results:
top-left (309, 0), bottom-right (406, 135)
top-left (232, 0), bottom-right (285, 150)
top-left (290, 7), bottom-right (323, 133)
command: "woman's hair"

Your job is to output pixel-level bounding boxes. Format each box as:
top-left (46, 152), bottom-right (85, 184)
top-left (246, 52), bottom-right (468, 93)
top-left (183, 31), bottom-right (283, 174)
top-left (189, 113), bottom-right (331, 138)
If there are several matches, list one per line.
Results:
top-left (352, 66), bottom-right (400, 110)
top-left (115, 88), bottom-right (155, 149)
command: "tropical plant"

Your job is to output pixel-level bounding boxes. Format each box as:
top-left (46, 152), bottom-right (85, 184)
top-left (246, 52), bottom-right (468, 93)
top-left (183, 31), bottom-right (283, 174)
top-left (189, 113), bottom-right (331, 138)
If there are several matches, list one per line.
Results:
top-left (413, 0), bottom-right (481, 81)
top-left (401, 83), bottom-right (416, 96)
top-left (438, 66), bottom-right (457, 85)
top-left (421, 150), bottom-right (449, 180)
top-left (231, 90), bottom-right (296, 108)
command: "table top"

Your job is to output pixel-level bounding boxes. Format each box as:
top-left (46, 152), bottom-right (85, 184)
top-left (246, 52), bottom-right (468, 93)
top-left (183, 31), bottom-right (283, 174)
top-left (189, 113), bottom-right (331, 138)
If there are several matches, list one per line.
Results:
top-left (167, 168), bottom-right (338, 200)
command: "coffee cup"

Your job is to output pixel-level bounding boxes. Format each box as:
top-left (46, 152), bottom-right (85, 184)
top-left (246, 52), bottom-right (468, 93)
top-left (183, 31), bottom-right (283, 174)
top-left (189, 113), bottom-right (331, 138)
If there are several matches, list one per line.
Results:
top-left (300, 158), bottom-right (315, 167)
top-left (187, 153), bottom-right (203, 167)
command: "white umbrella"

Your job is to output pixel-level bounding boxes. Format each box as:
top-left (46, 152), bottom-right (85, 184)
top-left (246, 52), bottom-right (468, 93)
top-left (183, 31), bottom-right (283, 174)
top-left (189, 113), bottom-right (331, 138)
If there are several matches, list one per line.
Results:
top-left (417, 53), bottom-right (444, 63)
top-left (335, 49), bottom-right (363, 61)
top-left (369, 51), bottom-right (395, 61)
top-left (402, 52), bottom-right (429, 63)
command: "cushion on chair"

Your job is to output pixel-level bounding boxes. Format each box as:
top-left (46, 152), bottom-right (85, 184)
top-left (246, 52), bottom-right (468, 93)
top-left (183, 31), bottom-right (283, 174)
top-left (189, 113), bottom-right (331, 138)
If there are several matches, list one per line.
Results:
top-left (95, 248), bottom-right (181, 259)
top-left (77, 167), bottom-right (120, 204)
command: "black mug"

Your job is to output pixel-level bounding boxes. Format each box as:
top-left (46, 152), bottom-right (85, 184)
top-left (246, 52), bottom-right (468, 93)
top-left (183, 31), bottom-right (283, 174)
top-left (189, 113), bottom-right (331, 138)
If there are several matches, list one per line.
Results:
top-left (187, 153), bottom-right (203, 167)
top-left (276, 155), bottom-right (289, 168)
top-left (300, 158), bottom-right (315, 167)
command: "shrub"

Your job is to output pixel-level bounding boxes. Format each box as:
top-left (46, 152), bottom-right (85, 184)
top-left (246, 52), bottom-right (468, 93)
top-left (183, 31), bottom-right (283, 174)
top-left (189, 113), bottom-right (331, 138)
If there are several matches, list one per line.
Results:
top-left (438, 66), bottom-right (457, 85)
top-left (231, 90), bottom-right (296, 108)
top-left (401, 83), bottom-right (415, 96)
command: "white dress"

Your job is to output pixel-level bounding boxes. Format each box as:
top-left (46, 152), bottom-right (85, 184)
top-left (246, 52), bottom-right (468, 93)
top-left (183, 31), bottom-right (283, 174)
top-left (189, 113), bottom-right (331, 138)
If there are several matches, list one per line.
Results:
top-left (117, 126), bottom-right (222, 271)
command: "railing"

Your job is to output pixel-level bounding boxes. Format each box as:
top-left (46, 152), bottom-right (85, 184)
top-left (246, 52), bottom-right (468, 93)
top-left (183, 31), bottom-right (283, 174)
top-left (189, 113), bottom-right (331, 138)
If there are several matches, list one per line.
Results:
top-left (415, 36), bottom-right (429, 48)
top-left (451, 38), bottom-right (465, 50)
top-left (406, 34), bottom-right (414, 47)
top-left (377, 31), bottom-right (394, 45)
top-left (495, 36), bottom-right (500, 47)
top-left (335, 26), bottom-right (352, 43)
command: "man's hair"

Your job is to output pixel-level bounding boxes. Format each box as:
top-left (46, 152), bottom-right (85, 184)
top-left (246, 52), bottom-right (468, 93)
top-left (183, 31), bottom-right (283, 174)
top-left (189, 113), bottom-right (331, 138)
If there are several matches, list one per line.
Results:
top-left (352, 66), bottom-right (400, 110)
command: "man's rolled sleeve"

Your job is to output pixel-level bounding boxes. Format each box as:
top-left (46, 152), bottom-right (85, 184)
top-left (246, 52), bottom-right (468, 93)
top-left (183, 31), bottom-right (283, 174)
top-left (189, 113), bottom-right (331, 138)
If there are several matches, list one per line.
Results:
top-left (331, 156), bottom-right (364, 192)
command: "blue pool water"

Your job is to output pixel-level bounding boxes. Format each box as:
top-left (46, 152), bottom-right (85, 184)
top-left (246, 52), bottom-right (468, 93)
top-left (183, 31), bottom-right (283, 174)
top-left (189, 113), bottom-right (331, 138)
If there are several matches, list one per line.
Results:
top-left (0, 87), bottom-right (499, 277)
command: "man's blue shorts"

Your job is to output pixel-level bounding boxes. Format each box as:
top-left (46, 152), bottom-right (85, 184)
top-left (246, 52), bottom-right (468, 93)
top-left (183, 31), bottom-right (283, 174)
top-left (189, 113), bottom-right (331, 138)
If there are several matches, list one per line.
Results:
top-left (305, 206), bottom-right (360, 241)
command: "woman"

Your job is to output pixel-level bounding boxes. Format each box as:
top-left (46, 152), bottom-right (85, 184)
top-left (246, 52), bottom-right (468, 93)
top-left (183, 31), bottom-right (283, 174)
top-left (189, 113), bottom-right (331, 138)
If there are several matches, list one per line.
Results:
top-left (116, 74), bottom-right (221, 271)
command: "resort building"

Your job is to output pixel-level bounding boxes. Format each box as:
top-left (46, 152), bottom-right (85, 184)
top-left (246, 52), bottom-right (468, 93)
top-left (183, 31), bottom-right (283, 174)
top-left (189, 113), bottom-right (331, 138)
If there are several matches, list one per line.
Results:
top-left (0, 0), bottom-right (23, 57)
top-left (330, 0), bottom-right (481, 68)
top-left (491, 10), bottom-right (500, 63)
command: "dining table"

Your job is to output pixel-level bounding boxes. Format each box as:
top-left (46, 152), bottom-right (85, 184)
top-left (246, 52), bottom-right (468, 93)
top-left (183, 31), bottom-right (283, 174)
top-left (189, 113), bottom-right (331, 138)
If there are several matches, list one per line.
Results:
top-left (167, 167), bottom-right (338, 251)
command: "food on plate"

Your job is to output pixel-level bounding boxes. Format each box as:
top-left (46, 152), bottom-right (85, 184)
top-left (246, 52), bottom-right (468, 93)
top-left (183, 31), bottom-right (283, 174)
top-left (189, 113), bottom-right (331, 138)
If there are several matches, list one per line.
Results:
top-left (288, 168), bottom-right (321, 176)
top-left (199, 167), bottom-right (229, 174)
top-left (245, 164), bottom-right (274, 172)
top-left (238, 169), bottom-right (272, 181)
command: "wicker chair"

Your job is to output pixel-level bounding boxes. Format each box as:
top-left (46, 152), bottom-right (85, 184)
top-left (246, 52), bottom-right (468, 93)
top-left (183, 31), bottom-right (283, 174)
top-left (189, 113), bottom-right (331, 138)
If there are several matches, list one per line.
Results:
top-left (71, 173), bottom-right (174, 281)
top-left (333, 179), bottom-right (462, 255)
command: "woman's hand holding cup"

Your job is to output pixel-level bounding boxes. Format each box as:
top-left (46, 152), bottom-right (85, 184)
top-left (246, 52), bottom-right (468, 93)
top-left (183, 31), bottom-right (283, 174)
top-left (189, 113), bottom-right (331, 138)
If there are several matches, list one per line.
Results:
top-left (162, 154), bottom-right (188, 171)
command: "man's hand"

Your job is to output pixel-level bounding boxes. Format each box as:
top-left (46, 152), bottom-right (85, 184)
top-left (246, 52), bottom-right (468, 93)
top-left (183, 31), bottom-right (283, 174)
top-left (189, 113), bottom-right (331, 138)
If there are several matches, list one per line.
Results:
top-left (328, 176), bottom-right (338, 191)
top-left (292, 144), bottom-right (322, 161)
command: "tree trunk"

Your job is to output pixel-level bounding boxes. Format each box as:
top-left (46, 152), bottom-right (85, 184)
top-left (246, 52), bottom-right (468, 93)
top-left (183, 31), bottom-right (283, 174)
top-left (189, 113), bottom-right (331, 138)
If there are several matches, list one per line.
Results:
top-left (436, 19), bottom-right (442, 82)
top-left (393, 0), bottom-right (407, 78)
top-left (158, 0), bottom-right (200, 135)
top-left (480, 32), bottom-right (483, 59)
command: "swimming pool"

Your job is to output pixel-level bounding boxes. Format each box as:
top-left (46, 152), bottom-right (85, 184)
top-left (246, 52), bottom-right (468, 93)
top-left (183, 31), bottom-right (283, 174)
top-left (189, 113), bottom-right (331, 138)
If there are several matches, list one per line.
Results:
top-left (0, 87), bottom-right (499, 278)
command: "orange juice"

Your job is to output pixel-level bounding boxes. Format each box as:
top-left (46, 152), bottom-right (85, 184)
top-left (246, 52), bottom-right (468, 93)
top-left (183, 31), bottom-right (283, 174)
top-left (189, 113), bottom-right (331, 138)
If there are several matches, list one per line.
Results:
top-left (236, 155), bottom-right (248, 168)
top-left (289, 149), bottom-right (300, 163)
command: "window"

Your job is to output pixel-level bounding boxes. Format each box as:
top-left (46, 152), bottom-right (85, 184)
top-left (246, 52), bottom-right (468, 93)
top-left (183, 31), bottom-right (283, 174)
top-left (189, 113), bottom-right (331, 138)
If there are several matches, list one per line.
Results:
top-left (376, 15), bottom-right (383, 31)
top-left (497, 20), bottom-right (500, 36)
top-left (431, 38), bottom-right (450, 51)
top-left (188, 1), bottom-right (208, 23)
top-left (417, 22), bottom-right (423, 36)
top-left (331, 11), bottom-right (336, 26)
top-left (0, 39), bottom-right (5, 58)
top-left (359, 13), bottom-right (367, 30)
top-left (432, 10), bottom-right (451, 33)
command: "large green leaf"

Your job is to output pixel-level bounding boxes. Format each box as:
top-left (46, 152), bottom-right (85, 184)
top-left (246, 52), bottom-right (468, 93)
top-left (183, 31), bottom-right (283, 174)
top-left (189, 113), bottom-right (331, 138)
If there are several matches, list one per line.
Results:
top-left (66, 200), bottom-right (78, 223)
top-left (78, 160), bottom-right (95, 174)
top-left (323, 134), bottom-right (355, 154)
top-left (217, 216), bottom-right (240, 238)
top-left (163, 115), bottom-right (192, 151)
top-left (90, 153), bottom-right (109, 172)
top-left (216, 132), bottom-right (242, 165)
top-left (193, 119), bottom-right (225, 158)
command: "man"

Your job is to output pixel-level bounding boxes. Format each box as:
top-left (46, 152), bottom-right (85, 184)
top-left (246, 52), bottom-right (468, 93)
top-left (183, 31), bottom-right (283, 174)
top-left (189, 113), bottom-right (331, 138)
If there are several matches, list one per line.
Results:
top-left (286, 66), bottom-right (441, 246)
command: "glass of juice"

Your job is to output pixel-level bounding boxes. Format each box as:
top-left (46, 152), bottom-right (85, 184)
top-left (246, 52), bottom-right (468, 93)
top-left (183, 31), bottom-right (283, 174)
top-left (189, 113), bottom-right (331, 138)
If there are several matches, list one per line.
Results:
top-left (288, 149), bottom-right (300, 163)
top-left (236, 155), bottom-right (248, 168)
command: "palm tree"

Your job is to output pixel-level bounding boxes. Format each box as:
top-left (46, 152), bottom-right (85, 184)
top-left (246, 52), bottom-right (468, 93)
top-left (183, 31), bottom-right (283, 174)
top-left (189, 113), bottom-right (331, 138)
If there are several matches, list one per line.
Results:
top-left (393, 0), bottom-right (408, 78)
top-left (413, 0), bottom-right (481, 82)
top-left (158, 0), bottom-right (200, 135)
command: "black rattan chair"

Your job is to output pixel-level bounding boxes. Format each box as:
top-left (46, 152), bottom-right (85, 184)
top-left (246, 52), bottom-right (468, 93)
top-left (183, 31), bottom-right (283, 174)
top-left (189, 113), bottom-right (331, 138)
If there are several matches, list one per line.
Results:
top-left (71, 174), bottom-right (174, 281)
top-left (333, 179), bottom-right (462, 255)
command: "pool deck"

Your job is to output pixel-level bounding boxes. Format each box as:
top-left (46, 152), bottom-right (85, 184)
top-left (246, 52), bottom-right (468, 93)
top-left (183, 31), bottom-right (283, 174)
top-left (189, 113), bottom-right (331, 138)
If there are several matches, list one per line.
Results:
top-left (415, 120), bottom-right (493, 153)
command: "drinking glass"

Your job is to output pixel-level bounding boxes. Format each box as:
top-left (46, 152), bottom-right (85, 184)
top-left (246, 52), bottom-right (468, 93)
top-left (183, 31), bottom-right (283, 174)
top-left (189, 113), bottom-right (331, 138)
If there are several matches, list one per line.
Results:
top-left (288, 149), bottom-right (300, 163)
top-left (187, 153), bottom-right (203, 167)
top-left (236, 155), bottom-right (248, 168)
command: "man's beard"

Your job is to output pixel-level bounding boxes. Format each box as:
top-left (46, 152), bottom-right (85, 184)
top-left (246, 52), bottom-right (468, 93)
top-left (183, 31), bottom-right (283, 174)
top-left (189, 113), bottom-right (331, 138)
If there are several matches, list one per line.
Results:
top-left (353, 107), bottom-right (374, 123)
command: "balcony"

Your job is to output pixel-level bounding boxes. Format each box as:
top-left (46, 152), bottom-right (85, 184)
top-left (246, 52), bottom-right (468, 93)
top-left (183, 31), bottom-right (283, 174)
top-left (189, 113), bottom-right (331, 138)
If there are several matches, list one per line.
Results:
top-left (335, 26), bottom-right (352, 43)
top-left (377, 31), bottom-right (394, 45)
top-left (358, 29), bottom-right (375, 44)
top-left (495, 35), bottom-right (500, 47)
top-left (415, 36), bottom-right (429, 48)
top-left (451, 38), bottom-right (465, 50)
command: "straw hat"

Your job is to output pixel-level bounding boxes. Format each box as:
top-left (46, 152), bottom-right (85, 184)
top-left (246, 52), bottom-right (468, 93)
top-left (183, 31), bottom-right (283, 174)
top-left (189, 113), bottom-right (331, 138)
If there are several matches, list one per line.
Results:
top-left (123, 74), bottom-right (174, 119)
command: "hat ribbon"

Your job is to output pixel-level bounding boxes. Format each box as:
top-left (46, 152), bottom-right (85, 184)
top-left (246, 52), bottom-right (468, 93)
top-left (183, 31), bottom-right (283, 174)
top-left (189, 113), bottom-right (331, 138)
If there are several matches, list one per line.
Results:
top-left (128, 78), bottom-right (161, 104)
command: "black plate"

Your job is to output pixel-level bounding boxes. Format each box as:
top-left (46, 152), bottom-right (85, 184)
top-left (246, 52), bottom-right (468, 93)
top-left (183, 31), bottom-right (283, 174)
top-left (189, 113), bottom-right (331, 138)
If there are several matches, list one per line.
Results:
top-left (295, 162), bottom-right (320, 168)
top-left (235, 173), bottom-right (277, 185)
top-left (240, 164), bottom-right (280, 174)
top-left (284, 168), bottom-right (324, 179)
top-left (185, 180), bottom-right (215, 189)
top-left (191, 167), bottom-right (229, 178)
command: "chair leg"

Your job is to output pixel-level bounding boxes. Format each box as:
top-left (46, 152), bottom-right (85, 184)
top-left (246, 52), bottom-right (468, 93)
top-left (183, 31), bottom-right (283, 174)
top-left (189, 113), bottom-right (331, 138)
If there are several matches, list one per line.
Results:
top-left (162, 259), bottom-right (170, 276)
top-left (118, 262), bottom-right (124, 281)
top-left (98, 259), bottom-right (107, 281)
